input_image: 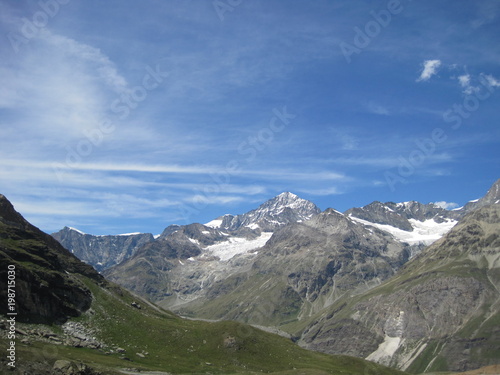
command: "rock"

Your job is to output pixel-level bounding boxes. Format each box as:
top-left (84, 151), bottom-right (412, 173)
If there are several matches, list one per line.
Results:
top-left (223, 336), bottom-right (238, 349)
top-left (52, 360), bottom-right (74, 374)
top-left (52, 360), bottom-right (101, 375)
top-left (14, 327), bottom-right (29, 336)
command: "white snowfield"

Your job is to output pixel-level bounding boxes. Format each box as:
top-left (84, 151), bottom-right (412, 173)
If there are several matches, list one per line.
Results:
top-left (350, 216), bottom-right (458, 246)
top-left (203, 232), bottom-right (273, 261)
top-left (204, 219), bottom-right (223, 228)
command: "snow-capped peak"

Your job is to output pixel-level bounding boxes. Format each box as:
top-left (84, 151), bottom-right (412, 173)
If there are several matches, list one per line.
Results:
top-left (205, 193), bottom-right (321, 232)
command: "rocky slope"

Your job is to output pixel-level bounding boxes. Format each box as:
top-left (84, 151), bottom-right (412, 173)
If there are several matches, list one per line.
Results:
top-left (299, 201), bottom-right (500, 373)
top-left (0, 194), bottom-right (104, 324)
top-left (52, 227), bottom-right (154, 272)
top-left (0, 194), bottom-right (405, 374)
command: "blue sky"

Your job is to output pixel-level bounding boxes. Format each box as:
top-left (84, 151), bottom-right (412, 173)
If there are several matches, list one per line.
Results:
top-left (0, 0), bottom-right (499, 235)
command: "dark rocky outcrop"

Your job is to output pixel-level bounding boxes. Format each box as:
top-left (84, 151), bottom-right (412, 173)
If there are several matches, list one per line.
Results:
top-left (0, 195), bottom-right (104, 324)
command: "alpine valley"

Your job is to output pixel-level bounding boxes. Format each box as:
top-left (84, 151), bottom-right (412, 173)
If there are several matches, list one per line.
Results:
top-left (46, 179), bottom-right (500, 373)
top-left (1, 179), bottom-right (498, 374)
top-left (0, 193), bottom-right (404, 375)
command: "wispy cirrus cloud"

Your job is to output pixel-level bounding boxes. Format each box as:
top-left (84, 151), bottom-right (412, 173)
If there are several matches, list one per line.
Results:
top-left (1, 1), bottom-right (499, 234)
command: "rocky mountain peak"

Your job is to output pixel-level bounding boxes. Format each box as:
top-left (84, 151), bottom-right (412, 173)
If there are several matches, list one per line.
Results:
top-left (218, 192), bottom-right (321, 232)
top-left (463, 178), bottom-right (500, 212)
top-left (0, 194), bottom-right (29, 229)
top-left (260, 191), bottom-right (319, 214)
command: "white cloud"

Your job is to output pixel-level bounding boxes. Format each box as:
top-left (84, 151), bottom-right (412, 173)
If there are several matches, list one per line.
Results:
top-left (483, 74), bottom-right (500, 88)
top-left (0, 31), bottom-right (132, 150)
top-left (433, 201), bottom-right (459, 210)
top-left (456, 73), bottom-right (500, 95)
top-left (458, 74), bottom-right (473, 93)
top-left (42, 31), bottom-right (128, 93)
top-left (417, 60), bottom-right (442, 82)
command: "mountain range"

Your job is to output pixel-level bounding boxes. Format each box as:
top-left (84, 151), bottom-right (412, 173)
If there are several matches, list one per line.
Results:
top-left (102, 180), bottom-right (500, 372)
top-left (2, 178), bottom-right (498, 373)
top-left (0, 193), bottom-right (404, 374)
top-left (100, 188), bottom-right (476, 317)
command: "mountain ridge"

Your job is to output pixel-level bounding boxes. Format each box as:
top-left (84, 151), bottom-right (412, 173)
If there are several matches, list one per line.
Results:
top-left (52, 227), bottom-right (154, 272)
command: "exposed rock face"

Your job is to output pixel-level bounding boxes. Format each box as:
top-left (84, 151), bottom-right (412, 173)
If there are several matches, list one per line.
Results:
top-left (299, 202), bottom-right (500, 373)
top-left (52, 227), bottom-right (154, 272)
top-left (0, 195), bottom-right (104, 324)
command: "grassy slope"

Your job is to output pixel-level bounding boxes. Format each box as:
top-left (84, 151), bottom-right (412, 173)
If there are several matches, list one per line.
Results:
top-left (2, 275), bottom-right (408, 374)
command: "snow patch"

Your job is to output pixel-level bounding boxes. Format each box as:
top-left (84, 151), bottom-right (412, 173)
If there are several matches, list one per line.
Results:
top-left (245, 223), bottom-right (260, 230)
top-left (68, 227), bottom-right (86, 235)
top-left (205, 219), bottom-right (223, 228)
top-left (204, 232), bottom-right (273, 261)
